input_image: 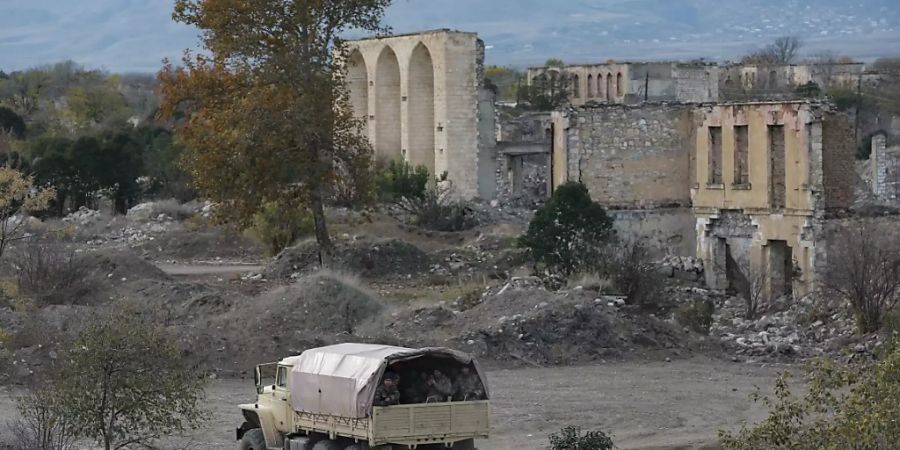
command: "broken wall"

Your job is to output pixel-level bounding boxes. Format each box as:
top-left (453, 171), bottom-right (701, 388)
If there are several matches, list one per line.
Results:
top-left (557, 103), bottom-right (697, 208)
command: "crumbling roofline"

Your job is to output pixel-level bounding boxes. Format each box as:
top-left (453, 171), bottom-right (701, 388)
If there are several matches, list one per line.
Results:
top-left (349, 28), bottom-right (478, 43)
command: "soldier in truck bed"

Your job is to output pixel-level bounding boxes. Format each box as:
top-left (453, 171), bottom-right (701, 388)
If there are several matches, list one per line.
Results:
top-left (373, 373), bottom-right (400, 406)
top-left (453, 366), bottom-right (485, 401)
top-left (426, 369), bottom-right (453, 402)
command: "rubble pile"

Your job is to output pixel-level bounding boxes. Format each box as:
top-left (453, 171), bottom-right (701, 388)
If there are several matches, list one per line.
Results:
top-left (62, 207), bottom-right (103, 227)
top-left (710, 294), bottom-right (883, 361)
top-left (658, 255), bottom-right (704, 280)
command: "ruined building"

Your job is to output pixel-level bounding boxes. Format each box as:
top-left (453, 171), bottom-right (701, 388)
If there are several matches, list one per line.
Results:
top-left (551, 101), bottom-right (856, 301)
top-left (526, 62), bottom-right (719, 106)
top-left (344, 30), bottom-right (495, 199)
top-left (719, 62), bottom-right (868, 100)
top-left (866, 133), bottom-right (900, 204)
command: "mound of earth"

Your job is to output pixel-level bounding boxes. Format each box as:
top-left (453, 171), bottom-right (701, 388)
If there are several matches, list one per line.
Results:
top-left (265, 239), bottom-right (429, 280)
top-left (179, 271), bottom-right (386, 373)
top-left (136, 228), bottom-right (264, 262)
top-left (374, 284), bottom-right (711, 366)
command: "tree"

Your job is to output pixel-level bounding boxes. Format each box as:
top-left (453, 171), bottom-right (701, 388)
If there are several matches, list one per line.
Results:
top-left (52, 311), bottom-right (207, 450)
top-left (719, 337), bottom-right (900, 449)
top-left (0, 167), bottom-right (55, 259)
top-left (520, 182), bottom-right (614, 276)
top-left (545, 58), bottom-right (565, 68)
top-left (0, 106), bottom-right (26, 138)
top-left (742, 36), bottom-right (803, 65)
top-left (158, 0), bottom-right (388, 263)
top-left (822, 224), bottom-right (900, 333)
top-left (520, 71), bottom-right (570, 111)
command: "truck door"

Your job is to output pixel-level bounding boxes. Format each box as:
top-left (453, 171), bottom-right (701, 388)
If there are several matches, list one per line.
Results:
top-left (273, 365), bottom-right (293, 430)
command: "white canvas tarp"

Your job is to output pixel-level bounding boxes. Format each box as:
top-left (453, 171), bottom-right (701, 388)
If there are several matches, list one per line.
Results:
top-left (289, 343), bottom-right (487, 418)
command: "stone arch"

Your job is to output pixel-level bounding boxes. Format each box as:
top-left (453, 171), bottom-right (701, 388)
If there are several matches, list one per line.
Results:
top-left (768, 70), bottom-right (778, 88)
top-left (407, 42), bottom-right (435, 176)
top-left (572, 74), bottom-right (580, 98)
top-left (616, 72), bottom-right (623, 97)
top-left (606, 73), bottom-right (613, 102)
top-left (347, 49), bottom-right (369, 134)
top-left (587, 74), bottom-right (594, 97)
top-left (375, 46), bottom-right (401, 162)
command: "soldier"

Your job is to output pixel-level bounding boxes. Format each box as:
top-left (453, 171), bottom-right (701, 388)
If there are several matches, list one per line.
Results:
top-left (426, 369), bottom-right (453, 402)
top-left (373, 372), bottom-right (400, 406)
top-left (453, 366), bottom-right (485, 401)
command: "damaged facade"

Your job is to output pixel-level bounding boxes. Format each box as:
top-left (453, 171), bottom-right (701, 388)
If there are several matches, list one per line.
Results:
top-left (344, 30), bottom-right (495, 199)
top-left (527, 62), bottom-right (719, 106)
top-left (552, 101), bottom-right (856, 302)
top-left (866, 133), bottom-right (900, 204)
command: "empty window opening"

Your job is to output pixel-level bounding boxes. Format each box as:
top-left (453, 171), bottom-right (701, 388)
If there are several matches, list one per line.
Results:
top-left (768, 125), bottom-right (786, 210)
top-left (587, 74), bottom-right (595, 97)
top-left (768, 70), bottom-right (778, 88)
top-left (708, 126), bottom-right (723, 185)
top-left (734, 125), bottom-right (749, 185)
top-left (606, 74), bottom-right (613, 102)
top-left (572, 74), bottom-right (580, 98)
top-left (616, 72), bottom-right (623, 97)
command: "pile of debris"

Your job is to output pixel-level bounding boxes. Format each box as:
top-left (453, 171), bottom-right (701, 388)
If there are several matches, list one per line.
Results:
top-left (62, 207), bottom-right (104, 227)
top-left (710, 294), bottom-right (883, 361)
top-left (658, 255), bottom-right (704, 280)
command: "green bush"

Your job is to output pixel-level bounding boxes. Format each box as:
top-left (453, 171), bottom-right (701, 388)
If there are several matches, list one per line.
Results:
top-left (675, 299), bottom-right (715, 335)
top-left (399, 187), bottom-right (477, 232)
top-left (719, 337), bottom-right (900, 449)
top-left (520, 182), bottom-right (614, 276)
top-left (249, 201), bottom-right (314, 256)
top-left (548, 426), bottom-right (615, 450)
top-left (375, 160), bottom-right (430, 202)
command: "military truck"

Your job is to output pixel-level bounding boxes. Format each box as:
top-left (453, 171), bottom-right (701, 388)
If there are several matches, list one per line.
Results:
top-left (236, 343), bottom-right (490, 450)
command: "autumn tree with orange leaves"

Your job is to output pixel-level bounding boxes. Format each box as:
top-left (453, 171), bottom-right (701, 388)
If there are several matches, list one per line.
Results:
top-left (157, 0), bottom-right (390, 260)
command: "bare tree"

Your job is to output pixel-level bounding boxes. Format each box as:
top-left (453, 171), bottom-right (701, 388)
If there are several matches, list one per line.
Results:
top-left (767, 36), bottom-right (803, 64)
top-left (822, 224), bottom-right (900, 333)
top-left (6, 389), bottom-right (79, 450)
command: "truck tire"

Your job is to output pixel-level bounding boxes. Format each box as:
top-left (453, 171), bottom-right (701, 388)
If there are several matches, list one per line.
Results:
top-left (452, 439), bottom-right (476, 450)
top-left (345, 444), bottom-right (370, 450)
top-left (312, 440), bottom-right (343, 450)
top-left (238, 429), bottom-right (266, 450)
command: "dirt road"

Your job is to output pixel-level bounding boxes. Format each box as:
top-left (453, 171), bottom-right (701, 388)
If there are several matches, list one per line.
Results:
top-left (0, 358), bottom-right (783, 449)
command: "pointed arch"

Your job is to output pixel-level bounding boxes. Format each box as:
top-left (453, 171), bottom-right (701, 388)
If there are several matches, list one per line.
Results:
top-left (587, 74), bottom-right (594, 98)
top-left (606, 73), bottom-right (613, 102)
top-left (407, 42), bottom-right (435, 176)
top-left (375, 46), bottom-right (401, 161)
top-left (616, 72), bottom-right (623, 97)
top-left (572, 74), bottom-right (580, 98)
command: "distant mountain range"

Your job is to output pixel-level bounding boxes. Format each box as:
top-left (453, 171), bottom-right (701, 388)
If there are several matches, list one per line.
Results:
top-left (0, 0), bottom-right (898, 73)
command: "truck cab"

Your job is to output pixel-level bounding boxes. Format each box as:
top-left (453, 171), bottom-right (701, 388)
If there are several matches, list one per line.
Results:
top-left (237, 344), bottom-right (490, 450)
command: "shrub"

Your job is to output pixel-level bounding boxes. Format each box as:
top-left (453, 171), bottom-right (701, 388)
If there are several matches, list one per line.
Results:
top-left (12, 241), bottom-right (88, 306)
top-left (548, 426), bottom-right (615, 450)
top-left (520, 182), bottom-right (614, 276)
top-left (675, 299), bottom-right (715, 335)
top-left (375, 160), bottom-right (430, 202)
top-left (605, 241), bottom-right (663, 308)
top-left (822, 224), bottom-right (900, 333)
top-left (399, 186), bottom-right (478, 232)
top-left (5, 389), bottom-right (79, 450)
top-left (719, 337), bottom-right (900, 449)
top-left (248, 201), bottom-right (314, 256)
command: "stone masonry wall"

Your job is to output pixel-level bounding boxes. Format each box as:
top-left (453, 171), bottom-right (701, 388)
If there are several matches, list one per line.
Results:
top-left (564, 104), bottom-right (697, 208)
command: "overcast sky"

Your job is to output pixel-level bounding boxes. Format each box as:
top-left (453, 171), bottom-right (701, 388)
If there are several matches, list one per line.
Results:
top-left (1, 0), bottom-right (899, 73)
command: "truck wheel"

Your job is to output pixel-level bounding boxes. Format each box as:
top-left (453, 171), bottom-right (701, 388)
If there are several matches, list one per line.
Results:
top-left (238, 429), bottom-right (266, 450)
top-left (345, 444), bottom-right (370, 450)
top-left (312, 440), bottom-right (344, 450)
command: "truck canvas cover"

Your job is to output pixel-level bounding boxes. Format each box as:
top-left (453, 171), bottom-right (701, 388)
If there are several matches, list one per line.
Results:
top-left (290, 343), bottom-right (488, 418)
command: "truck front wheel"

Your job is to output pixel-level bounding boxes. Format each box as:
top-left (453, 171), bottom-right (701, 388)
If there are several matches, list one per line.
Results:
top-left (311, 439), bottom-right (344, 450)
top-left (238, 429), bottom-right (266, 450)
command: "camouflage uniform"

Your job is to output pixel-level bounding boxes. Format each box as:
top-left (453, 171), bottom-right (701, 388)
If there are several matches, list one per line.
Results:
top-left (453, 371), bottom-right (485, 401)
top-left (373, 383), bottom-right (400, 406)
top-left (426, 371), bottom-right (454, 402)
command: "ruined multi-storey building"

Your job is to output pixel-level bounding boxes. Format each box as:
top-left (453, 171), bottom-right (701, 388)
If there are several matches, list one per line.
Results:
top-left (526, 61), bottom-right (719, 106)
top-left (550, 101), bottom-right (856, 301)
top-left (344, 30), bottom-right (495, 199)
top-left (719, 62), bottom-right (868, 100)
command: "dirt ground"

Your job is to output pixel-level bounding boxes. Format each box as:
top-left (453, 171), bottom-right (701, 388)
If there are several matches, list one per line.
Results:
top-left (0, 359), bottom-right (785, 450)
